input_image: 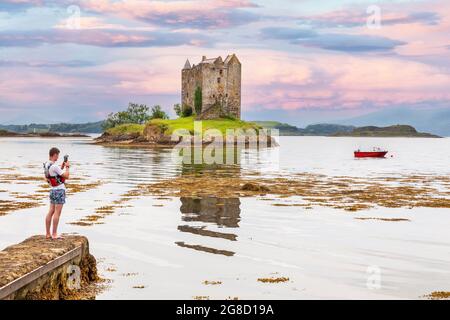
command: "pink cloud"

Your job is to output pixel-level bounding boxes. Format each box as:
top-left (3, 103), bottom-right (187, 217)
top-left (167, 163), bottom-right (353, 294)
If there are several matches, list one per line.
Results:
top-left (2, 0), bottom-right (450, 116)
top-left (2, 0), bottom-right (44, 4)
top-left (2, 46), bottom-right (450, 116)
top-left (80, 0), bottom-right (257, 13)
top-left (53, 16), bottom-right (158, 31)
top-left (330, 1), bottom-right (450, 58)
top-left (0, 68), bottom-right (79, 104)
top-left (78, 0), bottom-right (260, 29)
top-left (239, 49), bottom-right (450, 111)
top-left (0, 28), bottom-right (211, 47)
top-left (298, 8), bottom-right (440, 29)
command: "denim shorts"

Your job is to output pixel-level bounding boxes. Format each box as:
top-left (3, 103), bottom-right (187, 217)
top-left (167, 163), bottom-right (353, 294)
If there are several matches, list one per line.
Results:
top-left (49, 189), bottom-right (66, 205)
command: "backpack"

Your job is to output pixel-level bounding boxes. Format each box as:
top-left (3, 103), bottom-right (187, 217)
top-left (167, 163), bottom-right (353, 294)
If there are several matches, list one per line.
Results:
top-left (43, 162), bottom-right (65, 187)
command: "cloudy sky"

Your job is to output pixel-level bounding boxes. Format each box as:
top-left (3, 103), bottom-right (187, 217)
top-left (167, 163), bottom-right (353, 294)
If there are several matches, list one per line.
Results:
top-left (0, 0), bottom-right (449, 125)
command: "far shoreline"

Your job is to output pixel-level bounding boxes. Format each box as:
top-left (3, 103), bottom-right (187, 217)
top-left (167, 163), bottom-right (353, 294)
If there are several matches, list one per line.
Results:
top-left (0, 133), bottom-right (91, 139)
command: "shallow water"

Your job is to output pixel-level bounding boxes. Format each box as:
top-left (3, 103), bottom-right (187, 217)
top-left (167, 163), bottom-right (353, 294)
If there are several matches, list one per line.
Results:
top-left (0, 136), bottom-right (449, 299)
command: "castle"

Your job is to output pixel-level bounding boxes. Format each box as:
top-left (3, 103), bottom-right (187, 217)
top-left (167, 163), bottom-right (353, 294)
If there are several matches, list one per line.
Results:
top-left (182, 54), bottom-right (241, 119)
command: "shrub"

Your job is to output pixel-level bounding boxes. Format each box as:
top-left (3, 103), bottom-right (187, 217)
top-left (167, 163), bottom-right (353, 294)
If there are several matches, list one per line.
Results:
top-left (182, 104), bottom-right (193, 117)
top-left (150, 105), bottom-right (169, 120)
top-left (173, 103), bottom-right (182, 117)
top-left (222, 114), bottom-right (236, 121)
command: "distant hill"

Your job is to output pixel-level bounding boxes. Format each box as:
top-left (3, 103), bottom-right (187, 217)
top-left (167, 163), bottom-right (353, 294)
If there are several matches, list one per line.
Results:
top-left (0, 121), bottom-right (104, 134)
top-left (253, 121), bottom-right (303, 135)
top-left (301, 124), bottom-right (355, 136)
top-left (253, 121), bottom-right (354, 136)
top-left (339, 107), bottom-right (450, 137)
top-left (333, 125), bottom-right (441, 138)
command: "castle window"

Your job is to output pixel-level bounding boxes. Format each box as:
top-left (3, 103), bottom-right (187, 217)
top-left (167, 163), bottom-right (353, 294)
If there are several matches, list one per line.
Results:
top-left (226, 93), bottom-right (228, 98)
top-left (217, 77), bottom-right (221, 84)
top-left (219, 69), bottom-right (223, 76)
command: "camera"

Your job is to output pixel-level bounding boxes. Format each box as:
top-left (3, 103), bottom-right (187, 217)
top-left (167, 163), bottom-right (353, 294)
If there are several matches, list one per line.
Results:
top-left (64, 155), bottom-right (69, 163)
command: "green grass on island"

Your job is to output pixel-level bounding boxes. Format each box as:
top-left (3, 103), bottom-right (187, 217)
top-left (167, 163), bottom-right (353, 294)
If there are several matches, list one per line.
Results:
top-left (152, 116), bottom-right (261, 134)
top-left (107, 117), bottom-right (261, 136)
top-left (106, 123), bottom-right (145, 135)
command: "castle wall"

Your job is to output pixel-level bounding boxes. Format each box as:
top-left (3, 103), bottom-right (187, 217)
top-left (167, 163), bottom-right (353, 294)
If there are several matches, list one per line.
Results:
top-left (201, 62), bottom-right (228, 114)
top-left (181, 66), bottom-right (202, 110)
top-left (225, 58), bottom-right (241, 119)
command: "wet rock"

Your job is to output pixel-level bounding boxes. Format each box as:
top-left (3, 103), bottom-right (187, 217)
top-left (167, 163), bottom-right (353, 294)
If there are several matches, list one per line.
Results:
top-left (133, 135), bottom-right (150, 143)
top-left (241, 183), bottom-right (270, 192)
top-left (143, 123), bottom-right (180, 145)
top-left (143, 123), bottom-right (166, 143)
top-left (114, 133), bottom-right (141, 142)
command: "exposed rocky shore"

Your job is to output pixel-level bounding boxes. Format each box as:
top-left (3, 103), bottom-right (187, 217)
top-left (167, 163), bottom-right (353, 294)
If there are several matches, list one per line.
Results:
top-left (123, 172), bottom-right (450, 212)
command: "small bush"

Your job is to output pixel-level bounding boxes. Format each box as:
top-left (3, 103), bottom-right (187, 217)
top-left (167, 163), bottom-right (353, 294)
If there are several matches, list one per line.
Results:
top-left (222, 114), bottom-right (237, 121)
top-left (157, 123), bottom-right (169, 133)
top-left (150, 105), bottom-right (169, 120)
top-left (182, 105), bottom-right (193, 117)
top-left (173, 104), bottom-right (182, 117)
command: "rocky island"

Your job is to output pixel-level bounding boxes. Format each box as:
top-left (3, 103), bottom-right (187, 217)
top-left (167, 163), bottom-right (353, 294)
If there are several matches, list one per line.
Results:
top-left (95, 116), bottom-right (278, 147)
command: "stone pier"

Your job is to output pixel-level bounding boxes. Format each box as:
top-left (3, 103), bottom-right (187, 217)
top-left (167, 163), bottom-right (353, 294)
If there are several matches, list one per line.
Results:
top-left (0, 235), bottom-right (98, 300)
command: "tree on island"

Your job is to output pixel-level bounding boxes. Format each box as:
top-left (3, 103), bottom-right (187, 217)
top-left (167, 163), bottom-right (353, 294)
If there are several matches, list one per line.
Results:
top-left (103, 102), bottom-right (169, 130)
top-left (150, 105), bottom-right (169, 120)
top-left (174, 103), bottom-right (182, 117)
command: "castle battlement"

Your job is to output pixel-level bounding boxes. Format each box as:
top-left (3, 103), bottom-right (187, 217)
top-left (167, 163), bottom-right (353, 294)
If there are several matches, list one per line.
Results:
top-left (181, 54), bottom-right (241, 119)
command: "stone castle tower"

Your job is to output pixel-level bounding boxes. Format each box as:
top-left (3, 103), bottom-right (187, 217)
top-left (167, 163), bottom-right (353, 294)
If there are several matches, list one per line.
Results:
top-left (182, 54), bottom-right (241, 119)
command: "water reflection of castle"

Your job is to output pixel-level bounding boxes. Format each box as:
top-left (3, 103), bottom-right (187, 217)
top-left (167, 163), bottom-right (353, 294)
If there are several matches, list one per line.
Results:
top-left (180, 197), bottom-right (240, 228)
top-left (175, 196), bottom-right (241, 256)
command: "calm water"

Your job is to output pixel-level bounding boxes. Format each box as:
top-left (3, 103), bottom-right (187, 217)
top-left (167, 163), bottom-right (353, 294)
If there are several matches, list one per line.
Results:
top-left (0, 136), bottom-right (449, 299)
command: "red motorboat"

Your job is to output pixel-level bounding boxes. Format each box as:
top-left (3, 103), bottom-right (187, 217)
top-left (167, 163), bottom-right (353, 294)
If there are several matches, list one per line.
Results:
top-left (354, 148), bottom-right (388, 158)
